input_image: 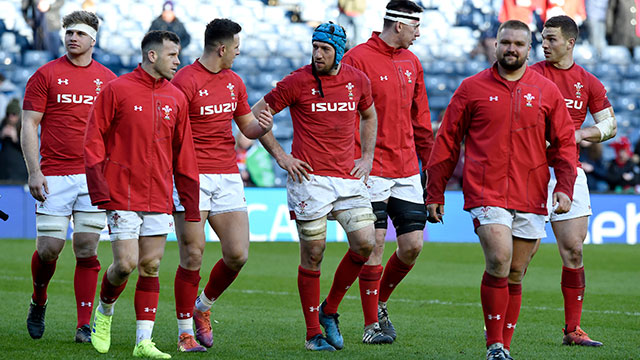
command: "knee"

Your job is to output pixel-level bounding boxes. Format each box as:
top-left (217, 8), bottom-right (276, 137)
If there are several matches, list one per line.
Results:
top-left (139, 257), bottom-right (162, 277)
top-left (303, 243), bottom-right (326, 268)
top-left (223, 250), bottom-right (248, 271)
top-left (564, 245), bottom-right (583, 266)
top-left (112, 258), bottom-right (137, 278)
top-left (486, 253), bottom-right (511, 276)
top-left (508, 267), bottom-right (525, 283)
top-left (36, 246), bottom-right (62, 262)
top-left (398, 239), bottom-right (423, 263)
top-left (183, 245), bottom-right (204, 269)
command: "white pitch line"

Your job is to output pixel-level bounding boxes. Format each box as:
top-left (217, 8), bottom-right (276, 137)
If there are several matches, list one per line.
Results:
top-left (3, 275), bottom-right (639, 317)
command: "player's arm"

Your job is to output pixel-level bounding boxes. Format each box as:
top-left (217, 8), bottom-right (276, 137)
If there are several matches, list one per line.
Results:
top-left (172, 101), bottom-right (200, 222)
top-left (252, 97), bottom-right (312, 183)
top-left (234, 103), bottom-right (273, 140)
top-left (21, 110), bottom-right (47, 201)
top-left (412, 62), bottom-right (435, 169)
top-left (352, 104), bottom-right (377, 183)
top-left (575, 106), bottom-right (616, 143)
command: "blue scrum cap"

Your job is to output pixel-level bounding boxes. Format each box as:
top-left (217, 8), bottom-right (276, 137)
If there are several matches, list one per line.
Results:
top-left (312, 22), bottom-right (347, 68)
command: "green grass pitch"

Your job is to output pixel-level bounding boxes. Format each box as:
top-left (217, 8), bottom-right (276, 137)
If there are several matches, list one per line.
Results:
top-left (1, 239), bottom-right (638, 359)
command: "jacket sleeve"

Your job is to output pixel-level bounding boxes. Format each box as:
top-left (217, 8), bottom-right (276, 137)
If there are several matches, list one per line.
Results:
top-left (172, 98), bottom-right (200, 222)
top-left (546, 87), bottom-right (577, 200)
top-left (84, 84), bottom-right (116, 206)
top-left (412, 61), bottom-right (434, 168)
top-left (426, 81), bottom-right (469, 204)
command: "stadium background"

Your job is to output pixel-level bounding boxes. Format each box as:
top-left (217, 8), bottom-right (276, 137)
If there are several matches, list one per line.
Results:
top-left (0, 0), bottom-right (638, 243)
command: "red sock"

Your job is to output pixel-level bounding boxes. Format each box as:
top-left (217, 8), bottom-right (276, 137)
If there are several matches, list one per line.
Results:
top-left (561, 266), bottom-right (585, 332)
top-left (481, 272), bottom-right (509, 347)
top-left (323, 249), bottom-right (368, 314)
top-left (135, 276), bottom-right (160, 321)
top-left (99, 270), bottom-right (127, 304)
top-left (379, 251), bottom-right (414, 302)
top-left (203, 259), bottom-right (239, 301)
top-left (502, 283), bottom-right (522, 350)
top-left (359, 265), bottom-right (383, 326)
top-left (31, 250), bottom-right (57, 305)
top-left (175, 266), bottom-right (200, 319)
top-left (74, 255), bottom-right (100, 327)
top-left (298, 266), bottom-right (322, 340)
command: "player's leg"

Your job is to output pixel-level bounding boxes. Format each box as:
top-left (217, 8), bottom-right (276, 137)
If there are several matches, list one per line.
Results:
top-left (173, 210), bottom-right (208, 352)
top-left (71, 210), bottom-right (104, 343)
top-left (27, 175), bottom-right (76, 339)
top-left (133, 230), bottom-right (171, 359)
top-left (378, 196), bottom-right (427, 340)
top-left (502, 237), bottom-right (540, 351)
top-left (91, 210), bottom-right (140, 354)
top-left (297, 217), bottom-right (335, 351)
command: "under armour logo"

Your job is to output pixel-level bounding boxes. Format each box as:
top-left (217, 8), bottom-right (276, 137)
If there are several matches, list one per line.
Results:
top-left (365, 289), bottom-right (378, 295)
top-left (58, 78), bottom-right (69, 85)
top-left (309, 306), bottom-right (320, 312)
top-left (344, 285), bottom-right (350, 290)
top-left (144, 307), bottom-right (157, 313)
top-left (199, 89), bottom-right (208, 97)
top-left (380, 76), bottom-right (388, 81)
top-left (507, 323), bottom-right (516, 329)
top-left (311, 88), bottom-right (319, 95)
top-left (489, 96), bottom-right (498, 101)
top-left (179, 312), bottom-right (191, 318)
top-left (80, 301), bottom-right (92, 307)
top-left (487, 314), bottom-right (501, 320)
top-left (577, 296), bottom-right (583, 301)
top-left (134, 105), bottom-right (143, 111)
top-left (388, 283), bottom-right (395, 288)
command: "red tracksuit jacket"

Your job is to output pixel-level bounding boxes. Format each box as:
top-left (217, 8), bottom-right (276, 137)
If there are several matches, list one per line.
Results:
top-left (427, 64), bottom-right (576, 215)
top-left (343, 32), bottom-right (433, 178)
top-left (84, 66), bottom-right (200, 221)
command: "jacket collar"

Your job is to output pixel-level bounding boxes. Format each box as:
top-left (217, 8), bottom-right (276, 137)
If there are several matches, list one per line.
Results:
top-left (367, 32), bottom-right (401, 57)
top-left (132, 65), bottom-right (168, 89)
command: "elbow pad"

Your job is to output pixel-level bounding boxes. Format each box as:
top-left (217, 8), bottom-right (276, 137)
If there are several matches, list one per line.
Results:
top-left (593, 109), bottom-right (616, 141)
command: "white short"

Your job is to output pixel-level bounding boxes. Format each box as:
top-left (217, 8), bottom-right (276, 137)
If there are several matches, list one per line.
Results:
top-left (469, 206), bottom-right (546, 239)
top-left (35, 174), bottom-right (103, 215)
top-left (173, 173), bottom-right (247, 215)
top-left (366, 174), bottom-right (423, 203)
top-left (287, 175), bottom-right (372, 221)
top-left (547, 167), bottom-right (592, 222)
top-left (106, 210), bottom-right (173, 241)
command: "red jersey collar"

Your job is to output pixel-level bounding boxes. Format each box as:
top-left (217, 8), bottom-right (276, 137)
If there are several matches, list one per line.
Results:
top-left (133, 64), bottom-right (169, 88)
top-left (367, 32), bottom-right (402, 57)
top-left (62, 54), bottom-right (94, 68)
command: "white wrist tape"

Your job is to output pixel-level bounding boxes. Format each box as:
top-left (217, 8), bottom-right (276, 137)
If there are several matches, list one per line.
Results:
top-left (593, 108), bottom-right (616, 141)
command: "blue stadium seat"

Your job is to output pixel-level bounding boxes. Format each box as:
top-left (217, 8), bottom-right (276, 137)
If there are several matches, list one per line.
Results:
top-left (233, 56), bottom-right (260, 75)
top-left (621, 80), bottom-right (640, 95)
top-left (425, 75), bottom-right (454, 95)
top-left (428, 96), bottom-right (451, 110)
top-left (613, 96), bottom-right (637, 112)
top-left (601, 45), bottom-right (631, 65)
top-left (623, 63), bottom-right (640, 78)
top-left (93, 51), bottom-right (123, 73)
top-left (10, 66), bottom-right (37, 86)
top-left (594, 63), bottom-right (620, 79)
top-left (22, 50), bottom-right (53, 67)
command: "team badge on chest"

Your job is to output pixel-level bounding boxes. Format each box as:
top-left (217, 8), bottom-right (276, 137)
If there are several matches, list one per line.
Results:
top-left (162, 105), bottom-right (172, 120)
top-left (574, 82), bottom-right (583, 98)
top-left (404, 70), bottom-right (413, 83)
top-left (524, 93), bottom-right (535, 107)
top-left (227, 82), bottom-right (236, 99)
top-left (346, 82), bottom-right (354, 99)
top-left (94, 79), bottom-right (103, 94)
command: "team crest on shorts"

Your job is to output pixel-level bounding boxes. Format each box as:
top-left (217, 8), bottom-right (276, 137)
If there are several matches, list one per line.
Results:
top-left (346, 82), bottom-right (354, 99)
top-left (162, 105), bottom-right (173, 120)
top-left (298, 201), bottom-right (308, 213)
top-left (227, 82), bottom-right (236, 99)
top-left (524, 93), bottom-right (535, 107)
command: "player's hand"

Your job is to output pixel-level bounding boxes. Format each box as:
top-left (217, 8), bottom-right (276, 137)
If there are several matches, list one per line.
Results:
top-left (574, 129), bottom-right (583, 144)
top-left (351, 157), bottom-right (372, 183)
top-left (28, 171), bottom-right (48, 202)
top-left (257, 103), bottom-right (273, 133)
top-left (277, 154), bottom-right (313, 183)
top-left (552, 192), bottom-right (571, 214)
top-left (426, 203), bottom-right (444, 223)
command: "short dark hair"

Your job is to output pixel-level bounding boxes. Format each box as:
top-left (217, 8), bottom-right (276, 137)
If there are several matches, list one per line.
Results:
top-left (544, 15), bottom-right (579, 41)
top-left (204, 19), bottom-right (242, 51)
top-left (383, 0), bottom-right (424, 29)
top-left (62, 10), bottom-right (99, 32)
top-left (497, 20), bottom-right (531, 44)
top-left (141, 30), bottom-right (180, 61)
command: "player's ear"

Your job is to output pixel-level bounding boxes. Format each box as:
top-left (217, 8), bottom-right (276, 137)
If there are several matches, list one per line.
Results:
top-left (218, 43), bottom-right (226, 57)
top-left (147, 49), bottom-right (157, 64)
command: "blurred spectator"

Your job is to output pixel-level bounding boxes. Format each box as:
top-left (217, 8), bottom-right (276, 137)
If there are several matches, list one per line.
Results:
top-left (148, 1), bottom-right (191, 49)
top-left (607, 136), bottom-right (640, 193)
top-left (82, 0), bottom-right (97, 14)
top-left (545, 0), bottom-right (586, 26)
top-left (235, 132), bottom-right (275, 187)
top-left (633, 137), bottom-right (640, 165)
top-left (585, 0), bottom-right (608, 57)
top-left (579, 141), bottom-right (609, 192)
top-left (0, 99), bottom-right (28, 183)
top-left (337, 0), bottom-right (367, 48)
top-left (21, 0), bottom-right (65, 58)
top-left (0, 73), bottom-right (16, 121)
top-left (606, 0), bottom-right (640, 55)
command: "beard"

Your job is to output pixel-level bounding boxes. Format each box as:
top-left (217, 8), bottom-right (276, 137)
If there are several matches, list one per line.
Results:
top-left (498, 52), bottom-right (526, 71)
